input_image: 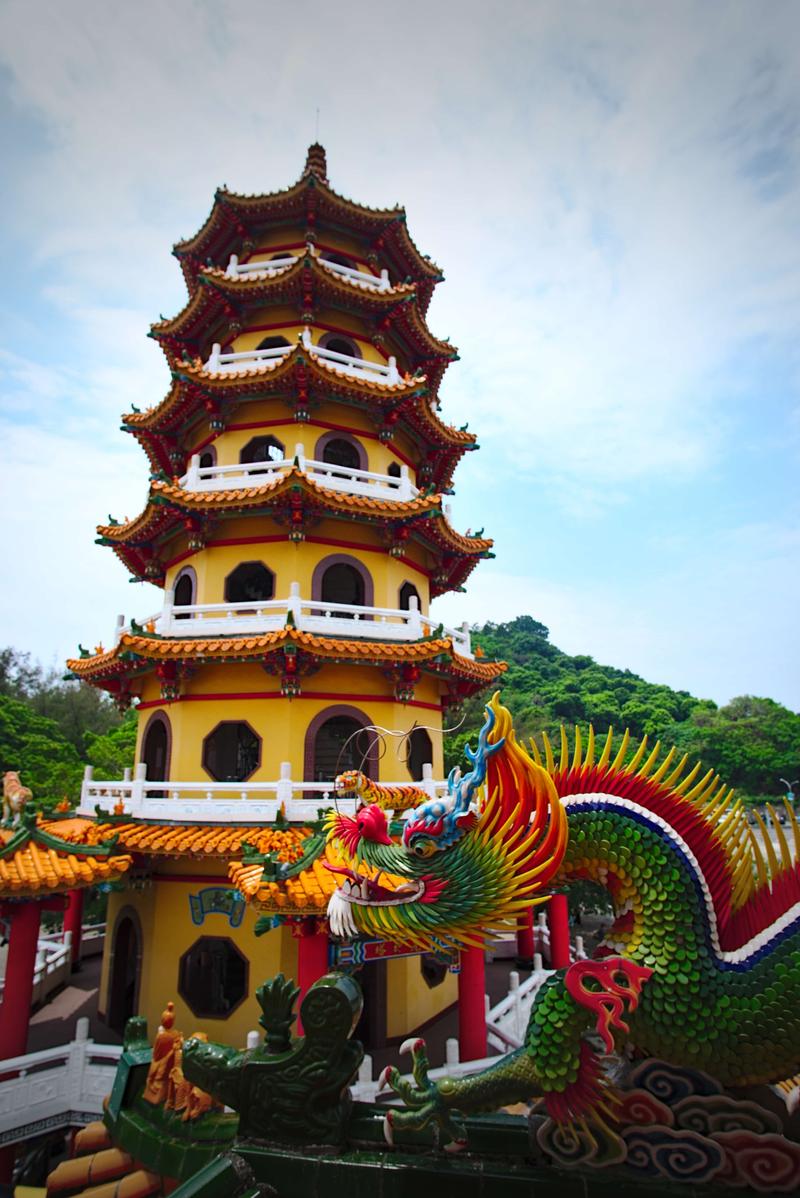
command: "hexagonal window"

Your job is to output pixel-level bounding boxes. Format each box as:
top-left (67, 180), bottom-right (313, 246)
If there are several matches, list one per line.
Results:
top-left (202, 720), bottom-right (261, 782)
top-left (178, 936), bottom-right (248, 1019)
top-left (240, 435), bottom-right (285, 468)
top-left (224, 561), bottom-right (275, 604)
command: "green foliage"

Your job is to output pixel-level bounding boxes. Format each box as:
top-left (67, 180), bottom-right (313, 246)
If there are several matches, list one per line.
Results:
top-left (450, 617), bottom-right (800, 800)
top-left (0, 647), bottom-right (133, 810)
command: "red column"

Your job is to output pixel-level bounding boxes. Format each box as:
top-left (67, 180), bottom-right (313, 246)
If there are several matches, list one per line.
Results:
top-left (457, 946), bottom-right (486, 1062)
top-left (64, 889), bottom-right (84, 969)
top-left (548, 893), bottom-right (571, 968)
top-left (516, 910), bottom-right (534, 963)
top-left (0, 901), bottom-right (41, 1061)
top-left (296, 926), bottom-right (329, 1035)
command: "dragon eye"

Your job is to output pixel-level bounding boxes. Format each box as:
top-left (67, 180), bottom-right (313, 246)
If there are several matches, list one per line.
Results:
top-left (412, 838), bottom-right (437, 858)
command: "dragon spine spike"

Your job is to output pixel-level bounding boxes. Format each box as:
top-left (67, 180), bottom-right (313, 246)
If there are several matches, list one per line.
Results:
top-left (597, 727), bottom-right (614, 770)
top-left (748, 827), bottom-right (769, 887)
top-left (689, 769), bottom-right (721, 805)
top-left (571, 726), bottom-right (582, 772)
top-left (785, 799), bottom-right (800, 858)
top-left (672, 758), bottom-right (702, 795)
top-left (768, 803), bottom-right (793, 872)
top-left (609, 728), bottom-right (630, 773)
top-left (542, 730), bottom-right (555, 774)
top-left (752, 808), bottom-right (780, 878)
top-left (528, 737), bottom-right (543, 767)
top-left (559, 726), bottom-right (569, 773)
top-left (649, 744), bottom-right (678, 785)
top-left (624, 734), bottom-right (649, 775)
top-left (584, 726), bottom-right (596, 769)
top-left (638, 739), bottom-right (662, 779)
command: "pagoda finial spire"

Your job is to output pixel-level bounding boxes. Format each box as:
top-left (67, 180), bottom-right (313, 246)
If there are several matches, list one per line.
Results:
top-left (303, 143), bottom-right (328, 185)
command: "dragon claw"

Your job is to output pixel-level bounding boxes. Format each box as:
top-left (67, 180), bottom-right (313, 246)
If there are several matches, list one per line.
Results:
top-left (399, 1036), bottom-right (425, 1056)
top-left (377, 1065), bottom-right (393, 1093)
top-left (444, 1138), bottom-right (467, 1154)
top-left (383, 1111), bottom-right (394, 1146)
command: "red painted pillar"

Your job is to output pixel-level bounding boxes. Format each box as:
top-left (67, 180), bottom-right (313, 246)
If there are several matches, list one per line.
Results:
top-left (548, 893), bottom-right (571, 968)
top-left (64, 889), bottom-right (84, 969)
top-left (0, 901), bottom-right (41, 1061)
top-left (458, 945), bottom-right (486, 1062)
top-left (296, 926), bottom-right (329, 1035)
top-left (516, 910), bottom-right (534, 963)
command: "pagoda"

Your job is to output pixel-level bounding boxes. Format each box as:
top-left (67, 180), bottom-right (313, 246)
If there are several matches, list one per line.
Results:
top-left (64, 146), bottom-right (505, 1051)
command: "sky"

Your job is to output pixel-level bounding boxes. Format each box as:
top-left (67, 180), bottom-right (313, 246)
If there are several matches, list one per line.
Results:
top-left (0, 0), bottom-right (798, 710)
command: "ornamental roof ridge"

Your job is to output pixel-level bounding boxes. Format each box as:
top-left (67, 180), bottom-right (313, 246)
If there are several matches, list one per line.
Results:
top-left (66, 626), bottom-right (508, 686)
top-left (0, 812), bottom-right (133, 898)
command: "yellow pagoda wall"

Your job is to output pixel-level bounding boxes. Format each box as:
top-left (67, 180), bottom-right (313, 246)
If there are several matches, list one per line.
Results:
top-left (133, 663), bottom-right (445, 780)
top-left (385, 957), bottom-right (458, 1040)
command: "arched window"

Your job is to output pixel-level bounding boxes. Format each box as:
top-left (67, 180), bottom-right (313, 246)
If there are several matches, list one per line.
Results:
top-left (256, 334), bottom-right (291, 352)
top-left (199, 448), bottom-right (216, 469)
top-left (322, 438), bottom-right (361, 471)
top-left (321, 252), bottom-right (356, 271)
top-left (240, 435), bottom-right (285, 467)
top-left (224, 561), bottom-right (275, 604)
top-left (173, 567), bottom-right (196, 619)
top-left (319, 331), bottom-right (361, 360)
top-left (399, 582), bottom-right (421, 611)
top-left (305, 706), bottom-right (378, 783)
top-left (407, 728), bottom-right (433, 782)
top-left (387, 462), bottom-right (402, 479)
top-left (107, 907), bottom-right (142, 1033)
top-left (312, 555), bottom-right (373, 612)
top-left (141, 712), bottom-right (170, 783)
top-left (314, 432), bottom-right (367, 472)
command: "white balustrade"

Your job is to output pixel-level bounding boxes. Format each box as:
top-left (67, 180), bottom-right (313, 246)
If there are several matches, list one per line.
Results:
top-left (180, 445), bottom-right (418, 501)
top-left (120, 585), bottom-right (472, 657)
top-left (0, 1020), bottom-right (122, 1144)
top-left (203, 330), bottom-right (400, 386)
top-left (224, 248), bottom-right (391, 292)
top-left (78, 760), bottom-right (447, 822)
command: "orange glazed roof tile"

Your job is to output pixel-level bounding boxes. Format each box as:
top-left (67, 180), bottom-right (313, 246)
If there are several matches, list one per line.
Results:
top-left (53, 819), bottom-right (312, 861)
top-left (66, 626), bottom-right (507, 687)
top-left (0, 818), bottom-right (132, 899)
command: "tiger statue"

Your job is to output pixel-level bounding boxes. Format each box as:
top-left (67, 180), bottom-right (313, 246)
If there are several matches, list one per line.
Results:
top-left (2, 771), bottom-right (32, 826)
top-left (333, 770), bottom-right (429, 813)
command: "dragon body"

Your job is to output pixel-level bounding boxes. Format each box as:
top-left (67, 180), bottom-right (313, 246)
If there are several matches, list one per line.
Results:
top-left (325, 696), bottom-right (800, 1147)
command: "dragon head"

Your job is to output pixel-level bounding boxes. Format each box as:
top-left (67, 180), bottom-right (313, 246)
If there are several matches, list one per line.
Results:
top-left (324, 694), bottom-right (568, 949)
top-left (333, 769), bottom-right (363, 797)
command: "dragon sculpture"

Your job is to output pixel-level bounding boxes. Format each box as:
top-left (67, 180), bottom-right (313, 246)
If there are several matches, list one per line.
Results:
top-left (325, 694), bottom-right (800, 1150)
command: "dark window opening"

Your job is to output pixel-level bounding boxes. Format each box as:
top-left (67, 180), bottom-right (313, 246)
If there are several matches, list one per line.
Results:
top-left (142, 716), bottom-right (169, 783)
top-left (224, 561), bottom-right (275, 604)
top-left (179, 936), bottom-right (248, 1019)
top-left (240, 435), bottom-right (285, 473)
top-left (202, 721), bottom-right (261, 782)
top-left (407, 728), bottom-right (433, 782)
top-left (199, 451), bottom-right (215, 469)
top-left (256, 335), bottom-right (291, 352)
top-left (321, 563), bottom-right (364, 611)
top-left (322, 252), bottom-right (356, 271)
top-left (399, 582), bottom-right (421, 611)
top-left (173, 571), bottom-right (194, 618)
top-left (319, 333), bottom-right (360, 360)
top-left (313, 716), bottom-right (375, 781)
top-left (420, 953), bottom-right (448, 990)
top-left (387, 462), bottom-right (402, 479)
top-left (108, 915), bottom-right (140, 1034)
top-left (322, 437), bottom-right (361, 472)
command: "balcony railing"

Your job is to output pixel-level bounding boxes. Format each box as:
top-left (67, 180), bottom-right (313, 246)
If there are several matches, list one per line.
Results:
top-left (116, 586), bottom-right (472, 657)
top-left (78, 762), bottom-right (447, 823)
top-left (224, 249), bottom-right (391, 292)
top-left (179, 446), bottom-right (418, 501)
top-left (205, 327), bottom-right (400, 386)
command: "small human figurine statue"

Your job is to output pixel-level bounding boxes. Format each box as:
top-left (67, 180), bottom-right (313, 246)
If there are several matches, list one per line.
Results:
top-left (142, 1002), bottom-right (183, 1106)
top-left (165, 1032), bottom-right (220, 1121)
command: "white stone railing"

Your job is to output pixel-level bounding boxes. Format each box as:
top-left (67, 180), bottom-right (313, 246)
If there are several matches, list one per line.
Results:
top-left (0, 924), bottom-right (107, 1004)
top-left (204, 328), bottom-right (400, 386)
top-left (78, 762), bottom-right (448, 822)
top-left (225, 249), bottom-right (391, 292)
top-left (0, 1019), bottom-right (122, 1145)
top-left (116, 586), bottom-right (472, 657)
top-left (179, 445), bottom-right (418, 501)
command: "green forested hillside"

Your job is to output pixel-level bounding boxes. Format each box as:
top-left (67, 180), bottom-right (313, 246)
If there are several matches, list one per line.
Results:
top-left (445, 617), bottom-right (800, 801)
top-left (0, 622), bottom-right (798, 811)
